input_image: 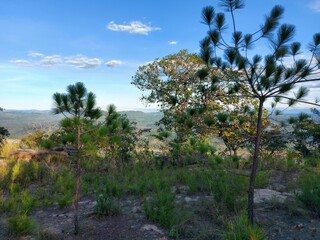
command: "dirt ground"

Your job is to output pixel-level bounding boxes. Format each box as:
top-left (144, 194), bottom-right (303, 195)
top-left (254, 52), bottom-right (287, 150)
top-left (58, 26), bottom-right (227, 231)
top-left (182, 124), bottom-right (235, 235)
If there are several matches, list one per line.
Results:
top-left (1, 170), bottom-right (319, 239)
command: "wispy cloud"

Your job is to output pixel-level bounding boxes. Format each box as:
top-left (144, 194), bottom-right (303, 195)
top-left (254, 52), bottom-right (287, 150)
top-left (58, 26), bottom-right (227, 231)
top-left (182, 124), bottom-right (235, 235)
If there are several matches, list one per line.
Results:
top-left (105, 60), bottom-right (123, 68)
top-left (28, 51), bottom-right (44, 58)
top-left (169, 41), bottom-right (178, 45)
top-left (9, 59), bottom-right (31, 66)
top-left (309, 0), bottom-right (320, 12)
top-left (10, 52), bottom-right (106, 69)
top-left (65, 55), bottom-right (102, 68)
top-left (40, 55), bottom-right (62, 66)
top-left (107, 21), bottom-right (160, 35)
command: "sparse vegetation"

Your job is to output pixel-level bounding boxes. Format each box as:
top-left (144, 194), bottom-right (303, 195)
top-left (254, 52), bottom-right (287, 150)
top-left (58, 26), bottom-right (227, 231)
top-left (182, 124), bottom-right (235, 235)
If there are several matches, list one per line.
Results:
top-left (0, 0), bottom-right (319, 239)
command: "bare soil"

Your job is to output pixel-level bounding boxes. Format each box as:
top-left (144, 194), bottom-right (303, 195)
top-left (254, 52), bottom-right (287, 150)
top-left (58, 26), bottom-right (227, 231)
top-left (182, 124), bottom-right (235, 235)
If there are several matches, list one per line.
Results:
top-left (1, 170), bottom-right (319, 239)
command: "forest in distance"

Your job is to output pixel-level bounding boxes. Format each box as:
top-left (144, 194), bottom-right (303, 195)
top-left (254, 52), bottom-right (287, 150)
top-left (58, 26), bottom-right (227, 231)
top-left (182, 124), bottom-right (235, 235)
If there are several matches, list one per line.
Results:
top-left (1, 0), bottom-right (320, 239)
top-left (0, 108), bottom-right (317, 139)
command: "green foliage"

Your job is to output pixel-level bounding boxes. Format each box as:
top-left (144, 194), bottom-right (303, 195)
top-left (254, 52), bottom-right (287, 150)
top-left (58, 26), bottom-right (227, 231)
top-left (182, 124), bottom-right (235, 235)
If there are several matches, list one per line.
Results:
top-left (20, 190), bottom-right (36, 214)
top-left (94, 192), bottom-right (121, 217)
top-left (98, 104), bottom-right (140, 168)
top-left (200, 0), bottom-right (320, 224)
top-left (289, 113), bottom-right (320, 157)
top-left (7, 214), bottom-right (37, 236)
top-left (144, 188), bottom-right (177, 229)
top-left (1, 160), bottom-right (51, 189)
top-left (20, 130), bottom-right (49, 149)
top-left (54, 168), bottom-right (75, 208)
top-left (297, 173), bottom-right (320, 216)
top-left (224, 213), bottom-right (265, 240)
top-left (209, 170), bottom-right (248, 212)
top-left (0, 126), bottom-right (9, 153)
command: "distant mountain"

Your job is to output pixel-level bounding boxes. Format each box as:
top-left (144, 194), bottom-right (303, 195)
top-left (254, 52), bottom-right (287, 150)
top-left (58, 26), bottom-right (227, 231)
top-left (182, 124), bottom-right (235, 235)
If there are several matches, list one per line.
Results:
top-left (0, 110), bottom-right (162, 139)
top-left (267, 108), bottom-right (318, 116)
top-left (1, 108), bottom-right (318, 139)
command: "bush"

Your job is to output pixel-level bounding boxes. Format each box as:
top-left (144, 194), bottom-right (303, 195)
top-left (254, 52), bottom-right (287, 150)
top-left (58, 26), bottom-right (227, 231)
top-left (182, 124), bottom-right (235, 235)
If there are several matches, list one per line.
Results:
top-left (297, 173), bottom-right (320, 216)
top-left (9, 160), bottom-right (50, 187)
top-left (209, 170), bottom-right (247, 212)
top-left (224, 213), bottom-right (265, 240)
top-left (20, 190), bottom-right (36, 214)
top-left (144, 188), bottom-right (177, 229)
top-left (94, 193), bottom-right (120, 216)
top-left (54, 168), bottom-right (75, 208)
top-left (7, 214), bottom-right (37, 236)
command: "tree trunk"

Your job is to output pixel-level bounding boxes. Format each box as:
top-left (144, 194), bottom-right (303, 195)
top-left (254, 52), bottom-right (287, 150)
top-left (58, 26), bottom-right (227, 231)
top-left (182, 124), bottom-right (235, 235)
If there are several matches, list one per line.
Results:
top-left (247, 98), bottom-right (264, 224)
top-left (74, 125), bottom-right (81, 235)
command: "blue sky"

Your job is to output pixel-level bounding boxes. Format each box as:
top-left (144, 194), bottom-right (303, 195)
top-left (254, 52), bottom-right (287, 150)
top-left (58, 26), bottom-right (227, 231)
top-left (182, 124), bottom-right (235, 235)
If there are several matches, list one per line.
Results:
top-left (0, 0), bottom-right (319, 111)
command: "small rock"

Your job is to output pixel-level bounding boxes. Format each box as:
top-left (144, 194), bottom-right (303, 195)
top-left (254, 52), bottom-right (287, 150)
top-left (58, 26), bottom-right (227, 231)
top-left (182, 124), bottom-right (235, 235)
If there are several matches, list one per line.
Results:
top-left (294, 223), bottom-right (305, 229)
top-left (184, 196), bottom-right (199, 203)
top-left (141, 224), bottom-right (164, 235)
top-left (132, 206), bottom-right (142, 213)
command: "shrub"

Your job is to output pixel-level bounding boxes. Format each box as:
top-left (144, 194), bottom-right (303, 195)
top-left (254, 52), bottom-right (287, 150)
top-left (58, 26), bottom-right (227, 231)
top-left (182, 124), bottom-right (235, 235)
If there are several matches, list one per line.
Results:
top-left (144, 188), bottom-right (176, 229)
top-left (7, 214), bottom-right (37, 236)
top-left (209, 170), bottom-right (247, 212)
top-left (8, 160), bottom-right (50, 187)
top-left (20, 190), bottom-right (36, 214)
top-left (94, 193), bottom-right (120, 216)
top-left (297, 173), bottom-right (320, 216)
top-left (53, 168), bottom-right (75, 208)
top-left (224, 213), bottom-right (265, 240)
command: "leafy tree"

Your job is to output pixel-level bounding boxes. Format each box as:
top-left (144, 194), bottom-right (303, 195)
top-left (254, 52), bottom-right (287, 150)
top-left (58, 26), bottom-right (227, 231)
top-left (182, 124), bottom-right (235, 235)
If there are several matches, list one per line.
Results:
top-left (132, 50), bottom-right (256, 151)
top-left (52, 82), bottom-right (102, 234)
top-left (288, 111), bottom-right (320, 157)
top-left (133, 50), bottom-right (212, 141)
top-left (200, 0), bottom-right (320, 223)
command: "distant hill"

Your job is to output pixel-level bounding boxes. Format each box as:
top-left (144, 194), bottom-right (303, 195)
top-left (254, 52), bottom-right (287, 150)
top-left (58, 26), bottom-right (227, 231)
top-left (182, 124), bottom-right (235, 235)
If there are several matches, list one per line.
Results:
top-left (1, 108), bottom-right (317, 139)
top-left (0, 110), bottom-right (162, 139)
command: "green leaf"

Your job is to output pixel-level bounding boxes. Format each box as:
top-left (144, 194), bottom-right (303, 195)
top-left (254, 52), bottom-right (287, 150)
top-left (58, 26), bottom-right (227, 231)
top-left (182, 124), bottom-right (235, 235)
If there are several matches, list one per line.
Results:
top-left (294, 86), bottom-right (309, 100)
top-left (313, 32), bottom-right (320, 46)
top-left (201, 6), bottom-right (215, 25)
top-left (197, 68), bottom-right (209, 79)
top-left (215, 13), bottom-right (226, 31)
top-left (217, 112), bottom-right (228, 123)
top-left (261, 5), bottom-right (284, 37)
top-left (279, 83), bottom-right (293, 93)
top-left (290, 42), bottom-right (301, 56)
top-left (275, 24), bottom-right (295, 47)
top-left (224, 48), bottom-right (237, 65)
top-left (287, 98), bottom-right (296, 106)
top-left (233, 31), bottom-right (243, 45)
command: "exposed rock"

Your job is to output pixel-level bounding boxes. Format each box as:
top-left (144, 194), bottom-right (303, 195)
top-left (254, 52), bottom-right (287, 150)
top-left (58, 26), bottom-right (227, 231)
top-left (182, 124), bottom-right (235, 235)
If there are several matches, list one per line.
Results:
top-left (254, 188), bottom-right (293, 204)
top-left (140, 224), bottom-right (164, 235)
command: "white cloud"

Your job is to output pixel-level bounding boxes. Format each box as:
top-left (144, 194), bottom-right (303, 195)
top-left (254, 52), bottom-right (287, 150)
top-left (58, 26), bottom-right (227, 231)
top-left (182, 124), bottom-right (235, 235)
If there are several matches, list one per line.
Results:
top-left (105, 60), bottom-right (123, 68)
top-left (309, 0), bottom-right (320, 12)
top-left (40, 55), bottom-right (62, 66)
top-left (169, 41), bottom-right (178, 45)
top-left (9, 59), bottom-right (31, 65)
top-left (10, 52), bottom-right (104, 69)
top-left (28, 51), bottom-right (44, 58)
top-left (107, 21), bottom-right (160, 35)
top-left (65, 55), bottom-right (102, 68)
